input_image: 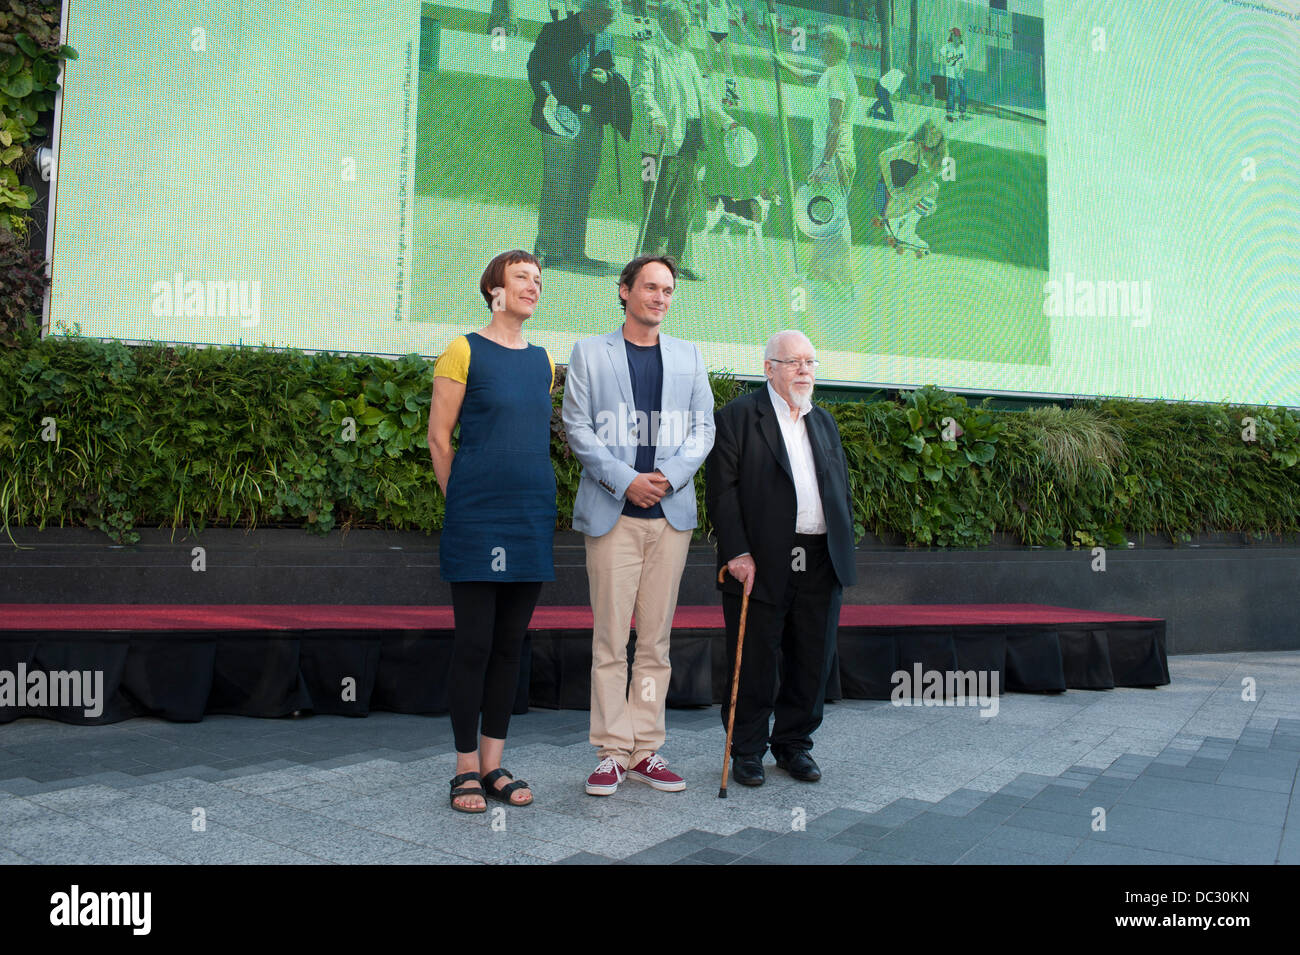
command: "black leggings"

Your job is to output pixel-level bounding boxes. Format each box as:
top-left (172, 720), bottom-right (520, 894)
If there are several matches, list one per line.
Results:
top-left (448, 581), bottom-right (543, 753)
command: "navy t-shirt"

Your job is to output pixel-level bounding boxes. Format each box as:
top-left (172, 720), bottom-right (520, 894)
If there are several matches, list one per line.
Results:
top-left (622, 339), bottom-right (664, 519)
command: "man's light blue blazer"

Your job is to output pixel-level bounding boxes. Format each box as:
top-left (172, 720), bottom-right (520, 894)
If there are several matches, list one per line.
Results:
top-left (562, 328), bottom-right (716, 539)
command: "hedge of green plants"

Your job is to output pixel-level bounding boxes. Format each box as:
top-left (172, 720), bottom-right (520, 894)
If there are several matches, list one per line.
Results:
top-left (3, 332), bottom-right (1300, 548)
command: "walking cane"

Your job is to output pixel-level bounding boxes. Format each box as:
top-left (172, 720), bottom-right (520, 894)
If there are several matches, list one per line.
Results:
top-left (717, 565), bottom-right (750, 798)
top-left (634, 139), bottom-right (667, 257)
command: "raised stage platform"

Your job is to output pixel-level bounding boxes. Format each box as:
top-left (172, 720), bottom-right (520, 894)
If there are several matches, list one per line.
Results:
top-left (0, 603), bottom-right (1169, 725)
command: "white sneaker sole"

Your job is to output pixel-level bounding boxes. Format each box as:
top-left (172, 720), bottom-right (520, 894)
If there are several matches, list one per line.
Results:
top-left (585, 775), bottom-right (623, 796)
top-left (627, 770), bottom-right (686, 792)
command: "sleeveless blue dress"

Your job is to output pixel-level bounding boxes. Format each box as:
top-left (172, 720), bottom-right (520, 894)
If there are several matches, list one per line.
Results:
top-left (439, 333), bottom-right (557, 582)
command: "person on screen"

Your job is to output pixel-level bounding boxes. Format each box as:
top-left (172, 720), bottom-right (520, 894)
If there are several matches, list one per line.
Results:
top-left (771, 24), bottom-right (859, 295)
top-left (705, 330), bottom-right (856, 788)
top-left (560, 255), bottom-right (715, 797)
top-left (488, 0), bottom-right (520, 37)
top-left (867, 67), bottom-right (906, 123)
top-left (872, 119), bottom-right (948, 254)
top-left (428, 250), bottom-right (557, 814)
top-left (632, 0), bottom-right (740, 280)
top-left (548, 0), bottom-right (579, 22)
top-left (940, 27), bottom-right (969, 122)
top-left (701, 0), bottom-right (743, 106)
top-left (527, 0), bottom-right (622, 276)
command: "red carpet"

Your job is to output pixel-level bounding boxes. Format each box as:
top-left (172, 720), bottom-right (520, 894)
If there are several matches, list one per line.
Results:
top-left (1, 602), bottom-right (1161, 632)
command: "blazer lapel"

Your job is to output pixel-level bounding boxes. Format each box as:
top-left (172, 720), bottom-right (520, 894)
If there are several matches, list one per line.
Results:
top-left (756, 392), bottom-right (794, 484)
top-left (604, 330), bottom-right (634, 409)
top-left (805, 409), bottom-right (829, 494)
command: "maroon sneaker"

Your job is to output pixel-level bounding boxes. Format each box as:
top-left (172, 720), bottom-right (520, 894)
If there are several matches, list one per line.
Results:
top-left (628, 753), bottom-right (685, 792)
top-left (585, 756), bottom-right (626, 796)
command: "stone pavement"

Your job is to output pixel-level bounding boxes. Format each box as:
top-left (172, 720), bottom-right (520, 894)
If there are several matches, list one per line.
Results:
top-left (1, 651), bottom-right (1297, 865)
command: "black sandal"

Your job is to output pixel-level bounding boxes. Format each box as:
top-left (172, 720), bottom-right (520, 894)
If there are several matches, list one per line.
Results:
top-left (482, 768), bottom-right (533, 806)
top-left (449, 771), bottom-right (486, 814)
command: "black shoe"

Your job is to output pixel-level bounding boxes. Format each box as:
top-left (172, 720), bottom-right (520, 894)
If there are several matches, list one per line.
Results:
top-left (731, 755), bottom-right (765, 787)
top-left (774, 750), bottom-right (821, 782)
top-left (536, 252), bottom-right (569, 270)
top-left (569, 254), bottom-right (618, 276)
top-left (677, 266), bottom-right (705, 282)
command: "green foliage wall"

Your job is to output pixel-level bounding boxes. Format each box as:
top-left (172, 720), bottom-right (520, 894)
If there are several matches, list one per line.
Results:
top-left (3, 335), bottom-right (1299, 548)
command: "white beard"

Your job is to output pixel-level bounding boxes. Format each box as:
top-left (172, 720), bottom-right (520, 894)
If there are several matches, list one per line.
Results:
top-left (789, 383), bottom-right (814, 414)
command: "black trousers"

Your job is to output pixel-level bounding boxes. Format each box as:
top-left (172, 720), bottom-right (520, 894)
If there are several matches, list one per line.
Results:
top-left (448, 581), bottom-right (542, 753)
top-left (721, 534), bottom-right (842, 758)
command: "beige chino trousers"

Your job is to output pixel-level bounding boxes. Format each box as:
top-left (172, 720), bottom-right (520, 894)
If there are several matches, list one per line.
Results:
top-left (585, 515), bottom-right (692, 768)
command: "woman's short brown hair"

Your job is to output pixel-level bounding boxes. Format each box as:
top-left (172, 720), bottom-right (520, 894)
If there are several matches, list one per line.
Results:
top-left (480, 249), bottom-right (541, 311)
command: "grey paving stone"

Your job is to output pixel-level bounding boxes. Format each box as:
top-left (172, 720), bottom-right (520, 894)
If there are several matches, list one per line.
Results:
top-left (1222, 750), bottom-right (1299, 781)
top-left (0, 777), bottom-right (48, 795)
top-left (955, 844), bottom-right (1053, 865)
top-left (1000, 773), bottom-right (1056, 795)
top-left (745, 832), bottom-right (861, 865)
top-left (23, 784), bottom-right (132, 812)
top-left (614, 829), bottom-right (723, 864)
top-left (681, 847), bottom-right (744, 864)
top-left (843, 849), bottom-right (930, 865)
top-left (1277, 827), bottom-right (1300, 865)
top-left (1067, 842), bottom-right (1224, 865)
top-left (712, 827), bottom-right (783, 853)
top-left (973, 792), bottom-right (1029, 813)
top-left (971, 824), bottom-right (1081, 863)
top-left (1100, 769), bottom-right (1140, 780)
top-left (8, 653), bottom-right (1300, 866)
top-left (1092, 804), bottom-right (1280, 864)
top-left (802, 808), bottom-right (872, 838)
top-left (1024, 788), bottom-right (1123, 818)
top-left (827, 822), bottom-right (894, 849)
top-left (864, 798), bottom-right (933, 827)
top-left (870, 812), bottom-right (1002, 864)
top-left (555, 851), bottom-right (616, 864)
top-left (1003, 807), bottom-right (1093, 839)
top-left (1118, 774), bottom-right (1291, 826)
top-left (1142, 763), bottom-right (1221, 784)
top-left (1081, 783), bottom-right (1134, 803)
top-left (1109, 755), bottom-right (1153, 770)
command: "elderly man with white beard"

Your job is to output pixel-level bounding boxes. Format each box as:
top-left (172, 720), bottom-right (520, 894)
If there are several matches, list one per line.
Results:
top-left (704, 330), bottom-right (857, 787)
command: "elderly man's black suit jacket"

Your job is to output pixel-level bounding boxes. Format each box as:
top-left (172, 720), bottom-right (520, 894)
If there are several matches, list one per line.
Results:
top-left (705, 386), bottom-right (857, 607)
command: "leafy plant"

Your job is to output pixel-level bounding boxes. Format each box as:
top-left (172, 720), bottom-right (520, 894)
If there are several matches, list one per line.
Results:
top-left (3, 336), bottom-right (1300, 549)
top-left (0, 0), bottom-right (76, 235)
top-left (0, 228), bottom-right (43, 346)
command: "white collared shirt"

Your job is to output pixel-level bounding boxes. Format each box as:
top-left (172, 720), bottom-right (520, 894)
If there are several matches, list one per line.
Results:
top-left (660, 39), bottom-right (703, 120)
top-left (767, 382), bottom-right (827, 534)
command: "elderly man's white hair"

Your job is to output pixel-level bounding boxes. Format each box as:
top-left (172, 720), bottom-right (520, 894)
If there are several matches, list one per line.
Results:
top-left (764, 329), bottom-right (815, 362)
top-left (821, 24), bottom-right (850, 61)
top-left (659, 0), bottom-right (689, 25)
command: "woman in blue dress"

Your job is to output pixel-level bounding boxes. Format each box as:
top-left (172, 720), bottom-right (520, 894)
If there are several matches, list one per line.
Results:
top-left (428, 250), bottom-right (557, 813)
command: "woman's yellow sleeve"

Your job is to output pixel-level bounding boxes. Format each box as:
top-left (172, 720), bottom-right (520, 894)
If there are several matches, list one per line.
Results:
top-left (433, 335), bottom-right (471, 383)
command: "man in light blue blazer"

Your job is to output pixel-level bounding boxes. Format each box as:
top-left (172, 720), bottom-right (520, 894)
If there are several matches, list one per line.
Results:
top-left (561, 254), bottom-right (715, 796)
